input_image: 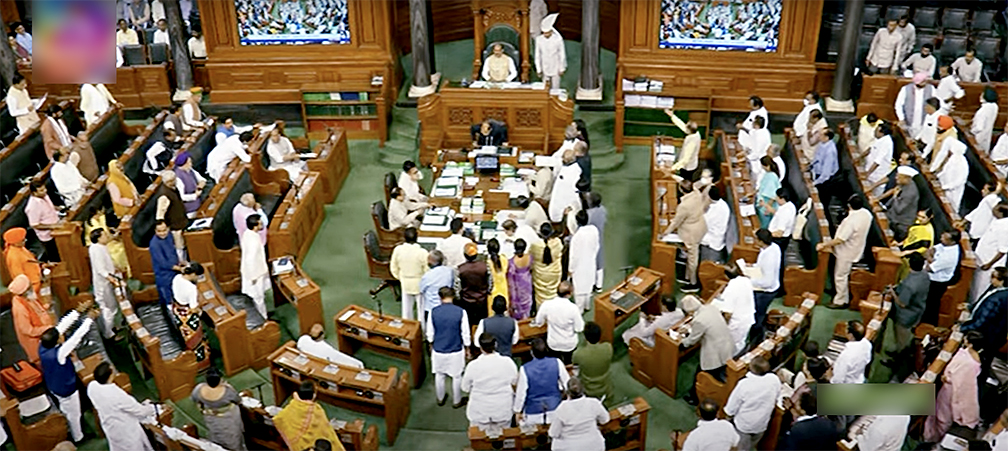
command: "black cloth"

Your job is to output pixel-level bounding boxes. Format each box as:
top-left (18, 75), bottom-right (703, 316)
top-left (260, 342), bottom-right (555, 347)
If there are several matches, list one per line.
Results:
top-left (575, 154), bottom-right (592, 192)
top-left (778, 416), bottom-right (842, 450)
top-left (470, 122), bottom-right (508, 147)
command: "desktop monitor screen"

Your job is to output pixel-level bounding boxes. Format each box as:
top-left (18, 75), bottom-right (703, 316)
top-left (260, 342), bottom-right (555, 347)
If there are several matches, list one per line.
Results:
top-left (235, 0), bottom-right (351, 46)
top-left (659, 0), bottom-right (782, 52)
top-left (475, 155), bottom-right (500, 173)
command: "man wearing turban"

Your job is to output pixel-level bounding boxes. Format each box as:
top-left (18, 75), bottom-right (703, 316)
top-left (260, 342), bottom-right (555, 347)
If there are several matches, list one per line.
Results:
top-left (3, 227), bottom-right (42, 295)
top-left (10, 274), bottom-right (55, 363)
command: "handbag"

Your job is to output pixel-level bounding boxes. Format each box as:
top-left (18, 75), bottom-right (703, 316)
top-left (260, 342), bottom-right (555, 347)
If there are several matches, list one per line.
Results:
top-left (792, 198), bottom-right (813, 240)
top-left (1, 361), bottom-right (43, 392)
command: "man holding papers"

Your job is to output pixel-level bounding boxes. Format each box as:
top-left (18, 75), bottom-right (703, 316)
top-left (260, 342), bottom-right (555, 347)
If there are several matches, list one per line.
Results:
top-left (740, 228), bottom-right (780, 333)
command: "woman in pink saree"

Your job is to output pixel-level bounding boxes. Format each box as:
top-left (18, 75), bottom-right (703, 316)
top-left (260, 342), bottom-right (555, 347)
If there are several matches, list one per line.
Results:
top-left (923, 330), bottom-right (983, 442)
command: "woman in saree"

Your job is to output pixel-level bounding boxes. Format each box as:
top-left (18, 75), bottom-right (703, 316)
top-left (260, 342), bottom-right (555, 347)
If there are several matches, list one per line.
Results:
top-left (83, 207), bottom-right (131, 277)
top-left (530, 223), bottom-right (563, 308)
top-left (507, 238), bottom-right (534, 319)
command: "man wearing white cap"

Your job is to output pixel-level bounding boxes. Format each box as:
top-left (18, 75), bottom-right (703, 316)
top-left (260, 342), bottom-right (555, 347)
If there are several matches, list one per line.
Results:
top-left (534, 13), bottom-right (566, 90)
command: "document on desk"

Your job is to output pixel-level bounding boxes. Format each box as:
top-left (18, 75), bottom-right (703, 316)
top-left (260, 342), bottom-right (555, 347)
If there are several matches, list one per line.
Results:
top-left (469, 81), bottom-right (487, 89)
top-left (441, 166), bottom-right (465, 178)
top-left (660, 233), bottom-right (683, 244)
top-left (738, 203), bottom-right (757, 217)
top-left (339, 310), bottom-right (356, 322)
top-left (737, 259), bottom-right (762, 279)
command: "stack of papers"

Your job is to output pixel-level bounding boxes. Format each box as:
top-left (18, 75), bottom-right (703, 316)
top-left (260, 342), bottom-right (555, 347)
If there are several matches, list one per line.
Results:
top-left (519, 152), bottom-right (535, 164)
top-left (516, 168), bottom-right (536, 177)
top-left (501, 178), bottom-right (530, 198)
top-left (469, 81), bottom-right (487, 89)
top-left (656, 97), bottom-right (674, 109)
top-left (624, 94), bottom-right (642, 107)
top-left (433, 176), bottom-right (461, 197)
top-left (622, 79), bottom-right (635, 91)
top-left (458, 198), bottom-right (485, 214)
top-left (648, 80), bottom-right (664, 92)
top-left (633, 81), bottom-right (648, 91)
top-left (530, 82), bottom-right (546, 90)
top-left (656, 144), bottom-right (676, 156)
top-left (441, 166), bottom-right (464, 178)
top-left (640, 96), bottom-right (658, 108)
top-left (534, 156), bottom-right (560, 167)
top-left (500, 164), bottom-right (517, 178)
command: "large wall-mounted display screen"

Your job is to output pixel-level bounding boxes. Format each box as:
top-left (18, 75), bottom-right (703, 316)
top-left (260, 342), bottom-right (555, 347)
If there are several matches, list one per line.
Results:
top-left (659, 0), bottom-right (782, 52)
top-left (236, 0), bottom-right (350, 45)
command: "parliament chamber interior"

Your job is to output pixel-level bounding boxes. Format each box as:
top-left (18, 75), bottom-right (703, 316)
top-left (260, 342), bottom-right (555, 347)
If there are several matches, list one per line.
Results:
top-left (1, 0), bottom-right (1007, 450)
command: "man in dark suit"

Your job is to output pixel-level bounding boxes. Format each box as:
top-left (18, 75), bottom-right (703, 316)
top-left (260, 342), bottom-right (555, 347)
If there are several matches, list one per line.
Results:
top-left (470, 119), bottom-right (508, 147)
top-left (778, 388), bottom-right (841, 450)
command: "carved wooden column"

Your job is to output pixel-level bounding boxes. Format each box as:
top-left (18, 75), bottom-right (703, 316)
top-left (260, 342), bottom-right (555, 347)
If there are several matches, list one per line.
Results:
top-left (408, 0), bottom-right (436, 98)
top-left (165, 0), bottom-right (193, 101)
top-left (576, 0), bottom-right (601, 100)
top-left (826, 0), bottom-right (863, 112)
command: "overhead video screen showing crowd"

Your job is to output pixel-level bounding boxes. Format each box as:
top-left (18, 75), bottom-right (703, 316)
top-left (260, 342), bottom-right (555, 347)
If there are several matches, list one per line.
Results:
top-left (659, 0), bottom-right (782, 52)
top-left (235, 0), bottom-right (350, 46)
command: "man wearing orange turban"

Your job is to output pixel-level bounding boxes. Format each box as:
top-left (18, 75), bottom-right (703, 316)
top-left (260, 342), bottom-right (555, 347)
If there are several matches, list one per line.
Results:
top-left (3, 227), bottom-right (42, 295)
top-left (9, 274), bottom-right (54, 363)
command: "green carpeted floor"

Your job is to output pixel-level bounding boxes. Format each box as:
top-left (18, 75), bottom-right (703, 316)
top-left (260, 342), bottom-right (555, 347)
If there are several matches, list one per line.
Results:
top-left (56, 40), bottom-right (912, 451)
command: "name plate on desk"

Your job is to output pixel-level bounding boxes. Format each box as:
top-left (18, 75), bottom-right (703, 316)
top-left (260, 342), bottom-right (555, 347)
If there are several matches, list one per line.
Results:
top-left (355, 371), bottom-right (372, 382)
top-left (388, 319), bottom-right (403, 329)
top-left (125, 313), bottom-right (139, 324)
top-left (215, 306), bottom-right (229, 317)
top-left (292, 355), bottom-right (310, 366)
top-left (609, 291), bottom-right (646, 311)
top-left (360, 311), bottom-right (374, 321)
top-left (73, 359), bottom-right (85, 372)
top-left (203, 290), bottom-right (214, 299)
top-left (296, 278), bottom-right (310, 288)
top-left (323, 365), bottom-right (339, 375)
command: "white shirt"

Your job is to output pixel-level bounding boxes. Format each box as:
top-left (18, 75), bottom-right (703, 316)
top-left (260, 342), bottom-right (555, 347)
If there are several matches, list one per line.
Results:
top-left (181, 102), bottom-right (204, 130)
top-left (682, 419), bottom-right (739, 451)
top-left (462, 352), bottom-right (518, 424)
top-left (966, 192), bottom-right (1000, 238)
top-left (533, 297), bottom-right (585, 352)
top-left (51, 160), bottom-right (90, 205)
top-left (724, 372), bottom-right (781, 434)
top-left (568, 224), bottom-right (600, 296)
top-left (992, 134), bottom-right (1008, 178)
top-left (151, 0), bottom-right (165, 22)
top-left (240, 229), bottom-right (269, 282)
top-left (215, 124), bottom-right (255, 146)
top-left (717, 276), bottom-right (756, 353)
top-left (915, 111), bottom-right (942, 157)
top-left (751, 243), bottom-right (781, 293)
top-left (971, 102), bottom-right (999, 152)
top-left (533, 32), bottom-right (566, 77)
top-left (768, 201), bottom-right (797, 237)
top-left (937, 146), bottom-right (968, 209)
top-left (951, 56), bottom-right (983, 83)
top-left (935, 75), bottom-right (965, 104)
top-left (89, 243), bottom-right (117, 289)
top-left (296, 335), bottom-right (364, 368)
top-left (117, 45), bottom-right (123, 67)
top-left (46, 117), bottom-right (72, 148)
top-left (976, 217), bottom-right (1008, 267)
top-left (188, 36), bottom-right (206, 58)
top-left (207, 134), bottom-right (251, 182)
top-left (80, 83), bottom-right (116, 127)
top-left (171, 275), bottom-right (198, 308)
top-left (701, 199), bottom-right (730, 251)
top-left (397, 171), bottom-right (428, 210)
top-left (742, 107), bottom-right (768, 131)
top-left (388, 198), bottom-right (420, 231)
top-left (436, 233), bottom-right (474, 269)
top-left (87, 381), bottom-right (157, 451)
top-left (793, 103), bottom-right (822, 136)
top-left (549, 163), bottom-right (583, 222)
top-left (830, 338), bottom-right (873, 384)
top-left (858, 415), bottom-right (910, 451)
top-left (52, 311), bottom-right (93, 364)
top-left (548, 397), bottom-right (609, 451)
top-left (866, 135), bottom-right (894, 182)
top-left (867, 28), bottom-right (904, 69)
top-left (153, 29), bottom-right (170, 47)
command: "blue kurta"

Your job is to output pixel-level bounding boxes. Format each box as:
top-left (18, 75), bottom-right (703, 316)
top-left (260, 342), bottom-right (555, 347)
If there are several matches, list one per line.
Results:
top-left (149, 234), bottom-right (178, 304)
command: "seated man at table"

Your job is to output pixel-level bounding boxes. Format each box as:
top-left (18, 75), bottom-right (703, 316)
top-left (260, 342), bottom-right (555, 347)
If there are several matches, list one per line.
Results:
top-left (621, 296), bottom-right (684, 348)
top-left (481, 43), bottom-right (517, 83)
top-left (296, 323), bottom-right (364, 368)
top-left (51, 149), bottom-right (91, 205)
top-left (398, 160), bottom-right (429, 210)
top-left (388, 187), bottom-right (424, 231)
top-left (470, 119), bottom-right (508, 148)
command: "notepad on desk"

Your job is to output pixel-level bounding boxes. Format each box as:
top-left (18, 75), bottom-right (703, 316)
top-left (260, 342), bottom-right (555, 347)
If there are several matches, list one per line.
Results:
top-left (298, 152), bottom-right (318, 159)
top-left (739, 203), bottom-right (757, 217)
top-left (737, 259), bottom-right (762, 279)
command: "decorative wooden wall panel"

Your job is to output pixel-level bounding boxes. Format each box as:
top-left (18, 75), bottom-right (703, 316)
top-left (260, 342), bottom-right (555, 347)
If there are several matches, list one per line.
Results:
top-left (196, 0), bottom-right (400, 105)
top-left (617, 0), bottom-right (824, 117)
top-left (19, 66), bottom-right (171, 108)
top-left (392, 0), bottom-right (621, 55)
top-left (858, 75), bottom-right (1008, 129)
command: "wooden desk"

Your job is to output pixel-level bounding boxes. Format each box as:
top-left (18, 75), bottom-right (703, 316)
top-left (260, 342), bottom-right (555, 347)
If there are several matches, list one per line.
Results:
top-left (307, 128), bottom-right (351, 204)
top-left (593, 267), bottom-right (664, 343)
top-left (334, 305), bottom-right (426, 389)
top-left (120, 287), bottom-right (200, 402)
top-left (627, 287), bottom-right (725, 398)
top-left (466, 397), bottom-right (650, 451)
top-left (696, 294), bottom-right (817, 410)
top-left (417, 80), bottom-right (574, 165)
top-left (270, 257), bottom-right (325, 337)
top-left (240, 398), bottom-right (380, 451)
top-left (510, 318), bottom-right (548, 360)
top-left (197, 268), bottom-right (282, 376)
top-left (20, 65), bottom-right (173, 108)
top-left (267, 171), bottom-right (326, 261)
top-left (269, 341), bottom-right (411, 445)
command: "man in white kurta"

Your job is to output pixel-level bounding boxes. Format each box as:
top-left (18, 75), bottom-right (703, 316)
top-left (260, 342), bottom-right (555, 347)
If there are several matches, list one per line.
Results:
top-left (864, 130), bottom-right (894, 198)
top-left (398, 161), bottom-right (430, 210)
top-left (715, 269), bottom-right (756, 353)
top-left (297, 323), bottom-right (364, 368)
top-left (621, 298), bottom-right (684, 348)
top-left (549, 153), bottom-right (583, 222)
top-left (240, 217), bottom-right (270, 318)
top-left (971, 210), bottom-right (1008, 303)
top-left (915, 99), bottom-right (944, 158)
top-left (992, 133), bottom-right (1008, 178)
top-left (937, 137), bottom-right (968, 214)
top-left (829, 322), bottom-right (872, 384)
top-left (951, 51), bottom-right (983, 83)
top-left (934, 66), bottom-right (965, 108)
top-left (51, 152), bottom-right (91, 205)
top-left (534, 13), bottom-right (566, 90)
top-left (426, 289), bottom-right (472, 406)
top-left (971, 89), bottom-right (1000, 152)
top-left (232, 193), bottom-right (268, 244)
top-left (207, 132), bottom-right (254, 182)
top-left (792, 92), bottom-right (822, 136)
top-left (462, 333), bottom-right (518, 430)
top-left (6, 75), bottom-right (41, 135)
top-left (266, 128), bottom-right (307, 181)
top-left (858, 415), bottom-right (911, 451)
top-left (437, 218), bottom-right (474, 268)
top-left (88, 230), bottom-right (120, 338)
top-left (80, 83), bottom-right (118, 127)
top-left (548, 378), bottom-right (609, 451)
top-left (88, 365), bottom-right (157, 451)
top-left (481, 44), bottom-right (518, 83)
top-left (568, 211), bottom-right (599, 312)
top-left (894, 73), bottom-right (934, 137)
